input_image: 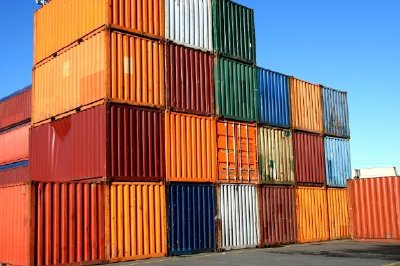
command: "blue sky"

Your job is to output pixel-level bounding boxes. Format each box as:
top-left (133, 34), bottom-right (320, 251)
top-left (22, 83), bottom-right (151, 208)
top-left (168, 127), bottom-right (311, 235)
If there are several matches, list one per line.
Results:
top-left (0, 1), bottom-right (399, 170)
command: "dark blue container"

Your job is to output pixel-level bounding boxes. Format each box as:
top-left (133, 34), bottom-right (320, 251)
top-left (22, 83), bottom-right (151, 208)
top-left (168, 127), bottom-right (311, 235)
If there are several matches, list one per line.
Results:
top-left (167, 183), bottom-right (216, 255)
top-left (257, 68), bottom-right (290, 128)
top-left (322, 86), bottom-right (350, 138)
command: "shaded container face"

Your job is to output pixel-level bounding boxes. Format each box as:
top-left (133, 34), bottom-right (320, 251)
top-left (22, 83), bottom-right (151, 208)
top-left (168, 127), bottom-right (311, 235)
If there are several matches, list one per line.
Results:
top-left (257, 69), bottom-right (290, 128)
top-left (258, 127), bottom-right (294, 184)
top-left (165, 112), bottom-right (217, 182)
top-left (0, 162), bottom-right (30, 186)
top-left (327, 188), bottom-right (350, 240)
top-left (212, 0), bottom-right (256, 63)
top-left (295, 187), bottom-right (329, 243)
top-left (33, 29), bottom-right (165, 125)
top-left (290, 77), bottom-right (323, 133)
top-left (35, 182), bottom-right (105, 266)
top-left (324, 137), bottom-right (351, 187)
top-left (348, 177), bottom-right (400, 240)
top-left (293, 132), bottom-right (325, 185)
top-left (214, 57), bottom-right (257, 122)
top-left (0, 87), bottom-right (31, 130)
top-left (167, 183), bottom-right (216, 255)
top-left (217, 121), bottom-right (258, 184)
top-left (219, 184), bottom-right (260, 250)
top-left (260, 186), bottom-right (296, 246)
top-left (323, 87), bottom-right (350, 138)
top-left (165, 0), bottom-right (213, 51)
top-left (34, 0), bottom-right (164, 64)
top-left (0, 124), bottom-right (29, 165)
top-left (106, 182), bottom-right (167, 262)
top-left (0, 184), bottom-right (33, 266)
top-left (166, 43), bottom-right (214, 115)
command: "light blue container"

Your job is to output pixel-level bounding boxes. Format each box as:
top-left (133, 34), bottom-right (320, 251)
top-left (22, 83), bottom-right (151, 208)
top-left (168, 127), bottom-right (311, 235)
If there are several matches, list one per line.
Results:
top-left (324, 137), bottom-right (351, 187)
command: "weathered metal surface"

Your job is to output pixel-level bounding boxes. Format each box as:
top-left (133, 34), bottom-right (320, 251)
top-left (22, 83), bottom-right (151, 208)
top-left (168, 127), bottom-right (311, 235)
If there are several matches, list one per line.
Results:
top-left (322, 86), bottom-right (350, 138)
top-left (0, 161), bottom-right (29, 186)
top-left (325, 137), bottom-right (351, 187)
top-left (327, 188), bottom-right (350, 240)
top-left (0, 124), bottom-right (29, 166)
top-left (0, 86), bottom-right (31, 130)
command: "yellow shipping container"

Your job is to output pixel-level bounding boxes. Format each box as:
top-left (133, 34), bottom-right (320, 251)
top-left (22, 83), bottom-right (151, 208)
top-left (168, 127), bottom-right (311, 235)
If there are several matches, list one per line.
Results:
top-left (327, 188), bottom-right (350, 240)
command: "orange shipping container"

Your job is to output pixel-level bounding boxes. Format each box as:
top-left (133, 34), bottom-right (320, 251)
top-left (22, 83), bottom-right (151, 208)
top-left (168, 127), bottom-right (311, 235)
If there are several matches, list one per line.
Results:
top-left (290, 77), bottom-right (323, 133)
top-left (165, 112), bottom-right (217, 182)
top-left (33, 29), bottom-right (165, 125)
top-left (296, 187), bottom-right (329, 243)
top-left (34, 0), bottom-right (164, 64)
top-left (217, 121), bottom-right (258, 184)
top-left (327, 188), bottom-right (350, 240)
top-left (0, 124), bottom-right (29, 165)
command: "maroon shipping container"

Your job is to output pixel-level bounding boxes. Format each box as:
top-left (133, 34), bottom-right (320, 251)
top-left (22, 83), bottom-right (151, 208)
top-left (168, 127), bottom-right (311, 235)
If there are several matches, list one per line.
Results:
top-left (293, 132), bottom-right (325, 185)
top-left (0, 86), bottom-right (31, 130)
top-left (0, 164), bottom-right (30, 186)
top-left (166, 42), bottom-right (214, 115)
top-left (30, 103), bottom-right (165, 182)
top-left (260, 186), bottom-right (296, 246)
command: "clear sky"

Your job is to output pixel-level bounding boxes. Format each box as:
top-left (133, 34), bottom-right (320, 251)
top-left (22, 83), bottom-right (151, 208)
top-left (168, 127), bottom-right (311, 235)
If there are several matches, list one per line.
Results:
top-left (0, 1), bottom-right (399, 170)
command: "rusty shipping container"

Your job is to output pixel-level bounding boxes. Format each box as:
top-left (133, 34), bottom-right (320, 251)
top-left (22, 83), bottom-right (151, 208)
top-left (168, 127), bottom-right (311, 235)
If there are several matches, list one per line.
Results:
top-left (33, 29), bottom-right (165, 125)
top-left (165, 112), bottom-right (217, 182)
top-left (106, 182), bottom-right (167, 262)
top-left (290, 77), bottom-right (323, 133)
top-left (296, 187), bottom-right (329, 243)
top-left (166, 43), bottom-right (214, 115)
top-left (260, 186), bottom-right (296, 246)
top-left (0, 124), bottom-right (29, 166)
top-left (293, 132), bottom-right (325, 185)
top-left (327, 188), bottom-right (350, 240)
top-left (0, 161), bottom-right (29, 186)
top-left (0, 86), bottom-right (31, 130)
top-left (34, 0), bottom-right (164, 64)
top-left (217, 120), bottom-right (258, 184)
top-left (348, 177), bottom-right (400, 241)
top-left (258, 127), bottom-right (294, 184)
top-left (30, 104), bottom-right (165, 182)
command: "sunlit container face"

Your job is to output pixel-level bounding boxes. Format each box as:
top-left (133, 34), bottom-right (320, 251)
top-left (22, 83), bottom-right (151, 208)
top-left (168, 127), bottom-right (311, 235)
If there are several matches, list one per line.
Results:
top-left (217, 121), bottom-right (258, 184)
top-left (34, 0), bottom-right (164, 64)
top-left (327, 188), bottom-right (350, 240)
top-left (0, 161), bottom-right (29, 186)
top-left (0, 124), bottom-right (29, 166)
top-left (33, 30), bottom-right (164, 125)
top-left (322, 86), bottom-right (350, 138)
top-left (324, 137), bottom-right (351, 187)
top-left (165, 0), bottom-right (213, 51)
top-left (0, 87), bottom-right (31, 130)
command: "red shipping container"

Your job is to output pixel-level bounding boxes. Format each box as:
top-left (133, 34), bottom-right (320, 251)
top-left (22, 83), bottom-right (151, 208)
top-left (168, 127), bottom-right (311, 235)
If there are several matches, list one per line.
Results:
top-left (0, 86), bottom-right (31, 130)
top-left (0, 162), bottom-right (30, 186)
top-left (0, 123), bottom-right (30, 165)
top-left (260, 186), bottom-right (296, 246)
top-left (166, 43), bottom-right (214, 115)
top-left (30, 103), bottom-right (165, 182)
top-left (293, 132), bottom-right (325, 185)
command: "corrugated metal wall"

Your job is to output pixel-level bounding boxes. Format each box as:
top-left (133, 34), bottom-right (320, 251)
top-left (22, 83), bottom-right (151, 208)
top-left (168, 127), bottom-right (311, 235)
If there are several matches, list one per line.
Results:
top-left (324, 137), bottom-right (351, 187)
top-left (327, 188), bottom-right (349, 240)
top-left (322, 86), bottom-right (350, 138)
top-left (0, 163), bottom-right (30, 186)
top-left (0, 86), bottom-right (31, 130)
top-left (167, 183), bottom-right (216, 255)
top-left (0, 124), bottom-right (29, 165)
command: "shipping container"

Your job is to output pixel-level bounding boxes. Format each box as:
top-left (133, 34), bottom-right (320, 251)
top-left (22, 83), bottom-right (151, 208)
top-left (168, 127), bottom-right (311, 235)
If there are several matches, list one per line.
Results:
top-left (257, 68), bottom-right (290, 128)
top-left (293, 132), bottom-right (325, 185)
top-left (214, 57), bottom-right (257, 122)
top-left (348, 177), bottom-right (400, 241)
top-left (34, 0), bottom-right (164, 64)
top-left (322, 86), bottom-right (350, 138)
top-left (33, 29), bottom-right (165, 125)
top-left (212, 0), bottom-right (256, 63)
top-left (258, 127), bottom-right (294, 184)
top-left (0, 123), bottom-right (29, 166)
top-left (165, 0), bottom-right (212, 51)
top-left (106, 182), bottom-right (167, 262)
top-left (290, 77), bottom-right (323, 133)
top-left (295, 187), bottom-right (329, 243)
top-left (325, 137), bottom-right (351, 187)
top-left (0, 86), bottom-right (31, 131)
top-left (260, 186), bottom-right (296, 246)
top-left (327, 188), bottom-right (350, 240)
top-left (217, 121), bottom-right (258, 184)
top-left (218, 184), bottom-right (260, 250)
top-left (0, 161), bottom-right (29, 186)
top-left (0, 183), bottom-right (34, 266)
top-left (30, 104), bottom-right (165, 182)
top-left (166, 43), bottom-right (214, 115)
top-left (165, 112), bottom-right (217, 182)
top-left (167, 183), bottom-right (216, 255)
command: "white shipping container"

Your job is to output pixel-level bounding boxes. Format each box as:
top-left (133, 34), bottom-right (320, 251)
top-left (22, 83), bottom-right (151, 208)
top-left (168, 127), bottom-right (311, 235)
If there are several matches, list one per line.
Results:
top-left (165, 0), bottom-right (213, 51)
top-left (353, 167), bottom-right (398, 178)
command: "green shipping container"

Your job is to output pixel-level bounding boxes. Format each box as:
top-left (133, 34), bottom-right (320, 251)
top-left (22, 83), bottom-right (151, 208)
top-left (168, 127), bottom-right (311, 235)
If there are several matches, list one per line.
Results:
top-left (213, 0), bottom-right (256, 63)
top-left (215, 57), bottom-right (257, 122)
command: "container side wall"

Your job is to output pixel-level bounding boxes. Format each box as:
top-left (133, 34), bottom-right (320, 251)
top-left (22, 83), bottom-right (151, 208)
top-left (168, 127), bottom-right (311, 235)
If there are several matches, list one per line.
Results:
top-left (324, 137), bottom-right (351, 187)
top-left (0, 165), bottom-right (30, 186)
top-left (327, 188), bottom-right (350, 240)
top-left (0, 87), bottom-right (31, 130)
top-left (0, 124), bottom-right (30, 165)
top-left (322, 87), bottom-right (350, 138)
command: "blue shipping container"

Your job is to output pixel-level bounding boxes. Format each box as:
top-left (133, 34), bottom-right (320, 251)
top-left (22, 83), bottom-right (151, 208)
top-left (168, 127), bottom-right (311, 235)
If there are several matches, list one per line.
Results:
top-left (322, 86), bottom-right (350, 138)
top-left (167, 183), bottom-right (216, 255)
top-left (0, 160), bottom-right (28, 171)
top-left (257, 68), bottom-right (290, 128)
top-left (324, 137), bottom-right (351, 187)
